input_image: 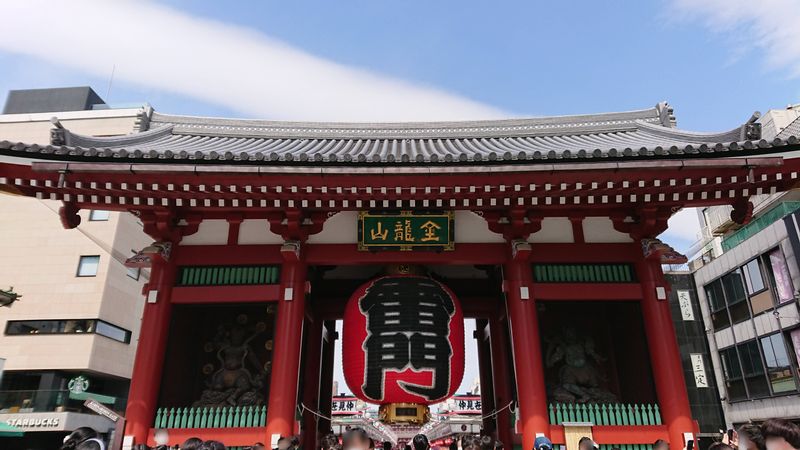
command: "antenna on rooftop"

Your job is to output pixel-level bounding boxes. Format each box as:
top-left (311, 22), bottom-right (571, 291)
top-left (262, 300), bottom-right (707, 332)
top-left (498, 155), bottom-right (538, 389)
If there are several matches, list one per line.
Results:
top-left (105, 63), bottom-right (116, 104)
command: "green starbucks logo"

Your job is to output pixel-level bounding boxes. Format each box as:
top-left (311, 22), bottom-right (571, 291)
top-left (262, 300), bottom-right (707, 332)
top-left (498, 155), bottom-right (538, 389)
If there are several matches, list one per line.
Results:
top-left (68, 376), bottom-right (90, 394)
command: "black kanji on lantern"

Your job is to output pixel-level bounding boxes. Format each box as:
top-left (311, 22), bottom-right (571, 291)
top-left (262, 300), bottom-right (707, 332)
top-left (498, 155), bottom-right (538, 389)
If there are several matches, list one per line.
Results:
top-left (359, 277), bottom-right (456, 401)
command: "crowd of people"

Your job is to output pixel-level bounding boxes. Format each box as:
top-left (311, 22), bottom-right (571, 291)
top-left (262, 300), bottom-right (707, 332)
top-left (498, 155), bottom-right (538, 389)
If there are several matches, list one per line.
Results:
top-left (59, 418), bottom-right (800, 450)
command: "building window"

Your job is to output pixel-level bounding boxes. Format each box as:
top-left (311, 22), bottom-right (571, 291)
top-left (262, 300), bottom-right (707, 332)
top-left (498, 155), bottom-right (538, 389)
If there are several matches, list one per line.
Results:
top-left (88, 210), bottom-right (110, 221)
top-left (719, 334), bottom-right (800, 402)
top-left (705, 248), bottom-right (796, 330)
top-left (5, 319), bottom-right (131, 344)
top-left (127, 267), bottom-right (140, 280)
top-left (760, 333), bottom-right (799, 393)
top-left (76, 255), bottom-right (100, 277)
top-left (720, 347), bottom-right (746, 401)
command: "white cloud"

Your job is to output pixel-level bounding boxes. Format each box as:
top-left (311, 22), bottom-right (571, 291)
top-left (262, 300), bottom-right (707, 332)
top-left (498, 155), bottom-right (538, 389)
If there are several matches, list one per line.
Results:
top-left (668, 0), bottom-right (800, 77)
top-left (0, 0), bottom-right (506, 121)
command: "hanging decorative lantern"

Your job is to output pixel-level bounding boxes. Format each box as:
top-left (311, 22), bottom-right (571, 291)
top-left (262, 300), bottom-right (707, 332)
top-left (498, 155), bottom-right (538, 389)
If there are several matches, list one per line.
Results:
top-left (342, 272), bottom-right (464, 424)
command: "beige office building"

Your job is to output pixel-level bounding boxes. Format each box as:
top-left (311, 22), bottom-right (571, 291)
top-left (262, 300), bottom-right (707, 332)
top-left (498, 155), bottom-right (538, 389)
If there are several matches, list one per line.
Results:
top-left (0, 87), bottom-right (150, 449)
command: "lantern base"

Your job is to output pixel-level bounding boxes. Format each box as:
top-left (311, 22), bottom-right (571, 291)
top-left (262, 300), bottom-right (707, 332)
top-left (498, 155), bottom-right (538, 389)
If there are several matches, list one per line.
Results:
top-left (379, 403), bottom-right (430, 425)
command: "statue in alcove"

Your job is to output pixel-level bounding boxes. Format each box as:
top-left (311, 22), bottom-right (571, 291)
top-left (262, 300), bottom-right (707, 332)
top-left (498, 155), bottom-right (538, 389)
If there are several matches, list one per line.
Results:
top-left (193, 315), bottom-right (268, 407)
top-left (545, 326), bottom-right (618, 404)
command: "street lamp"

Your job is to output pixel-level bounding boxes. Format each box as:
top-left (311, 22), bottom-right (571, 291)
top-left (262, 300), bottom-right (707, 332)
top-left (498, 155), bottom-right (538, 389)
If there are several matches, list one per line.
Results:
top-left (0, 287), bottom-right (21, 307)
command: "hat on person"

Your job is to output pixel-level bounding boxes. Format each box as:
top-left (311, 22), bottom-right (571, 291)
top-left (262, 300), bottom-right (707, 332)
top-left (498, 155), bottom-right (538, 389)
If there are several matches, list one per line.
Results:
top-left (533, 436), bottom-right (553, 450)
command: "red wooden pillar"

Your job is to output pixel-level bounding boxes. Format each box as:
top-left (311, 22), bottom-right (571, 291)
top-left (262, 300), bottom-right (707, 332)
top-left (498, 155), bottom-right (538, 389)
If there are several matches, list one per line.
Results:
top-left (317, 321), bottom-right (337, 437)
top-left (124, 253), bottom-right (178, 444)
top-left (474, 319), bottom-right (496, 434)
top-left (636, 257), bottom-right (695, 450)
top-left (301, 315), bottom-right (324, 450)
top-left (266, 257), bottom-right (308, 445)
top-left (503, 249), bottom-right (548, 450)
top-left (490, 313), bottom-right (514, 448)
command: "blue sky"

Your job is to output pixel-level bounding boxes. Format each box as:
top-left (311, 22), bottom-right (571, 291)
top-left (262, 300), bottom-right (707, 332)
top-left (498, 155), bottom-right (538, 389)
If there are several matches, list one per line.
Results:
top-left (2, 0), bottom-right (799, 397)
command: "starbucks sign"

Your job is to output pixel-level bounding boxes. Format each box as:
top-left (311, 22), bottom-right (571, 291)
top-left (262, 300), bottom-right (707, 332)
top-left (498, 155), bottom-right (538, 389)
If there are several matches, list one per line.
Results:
top-left (68, 375), bottom-right (90, 394)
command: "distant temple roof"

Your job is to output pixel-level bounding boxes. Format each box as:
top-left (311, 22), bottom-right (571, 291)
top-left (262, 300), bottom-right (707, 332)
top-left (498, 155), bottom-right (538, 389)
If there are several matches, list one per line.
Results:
top-left (2, 102), bottom-right (798, 167)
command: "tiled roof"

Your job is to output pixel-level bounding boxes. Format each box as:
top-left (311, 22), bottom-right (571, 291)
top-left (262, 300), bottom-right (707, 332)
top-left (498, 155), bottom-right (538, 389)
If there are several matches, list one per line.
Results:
top-left (2, 102), bottom-right (798, 166)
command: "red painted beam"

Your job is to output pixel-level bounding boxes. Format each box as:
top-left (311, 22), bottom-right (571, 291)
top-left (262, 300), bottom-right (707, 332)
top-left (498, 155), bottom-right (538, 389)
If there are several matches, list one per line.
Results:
top-left (532, 283), bottom-right (643, 301)
top-left (304, 243), bottom-right (509, 265)
top-left (175, 245), bottom-right (283, 265)
top-left (147, 427), bottom-right (265, 447)
top-left (529, 243), bottom-right (640, 263)
top-left (171, 285), bottom-right (280, 304)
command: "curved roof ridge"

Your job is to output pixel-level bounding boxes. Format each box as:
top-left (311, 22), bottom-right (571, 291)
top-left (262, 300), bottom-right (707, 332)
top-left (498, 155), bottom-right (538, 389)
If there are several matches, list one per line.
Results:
top-left (635, 120), bottom-right (746, 143)
top-left (147, 104), bottom-right (665, 139)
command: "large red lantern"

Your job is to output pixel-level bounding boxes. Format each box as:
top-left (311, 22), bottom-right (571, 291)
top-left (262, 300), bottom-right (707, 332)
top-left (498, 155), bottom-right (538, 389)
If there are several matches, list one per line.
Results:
top-left (342, 274), bottom-right (465, 423)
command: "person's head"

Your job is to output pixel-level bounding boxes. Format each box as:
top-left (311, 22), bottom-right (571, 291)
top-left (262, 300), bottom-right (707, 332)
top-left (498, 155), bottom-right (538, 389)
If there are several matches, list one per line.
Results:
top-left (199, 441), bottom-right (226, 450)
top-left (578, 437), bottom-right (596, 450)
top-left (739, 424), bottom-right (766, 450)
top-left (343, 428), bottom-right (371, 450)
top-left (383, 441), bottom-right (392, 450)
top-left (278, 437), bottom-right (291, 450)
top-left (369, 439), bottom-right (375, 450)
top-left (404, 445), bottom-right (412, 450)
top-left (413, 434), bottom-right (430, 450)
top-left (61, 427), bottom-right (101, 450)
top-left (321, 434), bottom-right (340, 450)
top-left (708, 443), bottom-right (735, 450)
top-left (462, 435), bottom-right (480, 450)
top-left (479, 435), bottom-right (494, 450)
top-left (181, 438), bottom-right (204, 450)
top-left (252, 443), bottom-right (266, 450)
top-left (533, 436), bottom-right (552, 450)
top-left (761, 419), bottom-right (800, 450)
top-left (653, 440), bottom-right (669, 450)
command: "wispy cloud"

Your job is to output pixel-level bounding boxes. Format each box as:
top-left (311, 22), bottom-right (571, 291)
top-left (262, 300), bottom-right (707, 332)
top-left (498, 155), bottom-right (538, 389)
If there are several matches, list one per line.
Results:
top-left (0, 1), bottom-right (506, 121)
top-left (668, 0), bottom-right (800, 78)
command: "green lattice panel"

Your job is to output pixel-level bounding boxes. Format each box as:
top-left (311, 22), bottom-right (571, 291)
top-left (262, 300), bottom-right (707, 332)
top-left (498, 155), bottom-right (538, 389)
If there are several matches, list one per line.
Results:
top-left (533, 264), bottom-right (636, 283)
top-left (177, 266), bottom-right (280, 286)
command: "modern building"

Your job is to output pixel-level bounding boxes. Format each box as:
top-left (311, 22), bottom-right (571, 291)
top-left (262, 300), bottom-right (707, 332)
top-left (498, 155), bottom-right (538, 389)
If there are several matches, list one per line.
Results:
top-left (689, 106), bottom-right (800, 428)
top-left (2, 94), bottom-right (800, 450)
top-left (0, 87), bottom-right (151, 450)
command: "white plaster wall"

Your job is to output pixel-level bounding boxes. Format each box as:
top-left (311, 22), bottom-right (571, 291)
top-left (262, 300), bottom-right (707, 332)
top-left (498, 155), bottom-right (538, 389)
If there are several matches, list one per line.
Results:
top-left (453, 211), bottom-right (504, 243)
top-left (582, 217), bottom-right (633, 243)
top-left (528, 217), bottom-right (574, 243)
top-left (238, 219), bottom-right (284, 245)
top-left (307, 212), bottom-right (358, 244)
top-left (180, 219), bottom-right (229, 245)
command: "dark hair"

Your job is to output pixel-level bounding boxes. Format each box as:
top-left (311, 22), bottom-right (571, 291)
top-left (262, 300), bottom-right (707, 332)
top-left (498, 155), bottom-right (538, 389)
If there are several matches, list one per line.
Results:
top-left (343, 428), bottom-right (370, 448)
top-left (761, 419), bottom-right (800, 448)
top-left (369, 438), bottom-right (375, 450)
top-left (479, 435), bottom-right (494, 450)
top-left (291, 436), bottom-right (301, 448)
top-left (383, 441), bottom-right (393, 450)
top-left (321, 434), bottom-right (340, 450)
top-left (738, 424), bottom-right (766, 450)
top-left (181, 438), bottom-right (204, 450)
top-left (61, 427), bottom-right (100, 450)
top-left (413, 434), bottom-right (430, 450)
top-left (199, 440), bottom-right (226, 450)
top-left (578, 438), bottom-right (593, 449)
top-left (707, 444), bottom-right (734, 450)
top-left (653, 440), bottom-right (668, 450)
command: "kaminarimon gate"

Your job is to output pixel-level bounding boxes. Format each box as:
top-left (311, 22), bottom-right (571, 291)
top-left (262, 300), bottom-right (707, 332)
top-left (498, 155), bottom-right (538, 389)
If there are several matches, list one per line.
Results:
top-left (2, 103), bottom-right (800, 450)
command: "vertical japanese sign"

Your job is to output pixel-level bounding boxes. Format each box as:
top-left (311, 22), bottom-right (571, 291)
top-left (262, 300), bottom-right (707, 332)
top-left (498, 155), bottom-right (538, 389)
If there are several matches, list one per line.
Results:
top-left (677, 290), bottom-right (695, 321)
top-left (358, 211), bottom-right (454, 251)
top-left (689, 354), bottom-right (709, 388)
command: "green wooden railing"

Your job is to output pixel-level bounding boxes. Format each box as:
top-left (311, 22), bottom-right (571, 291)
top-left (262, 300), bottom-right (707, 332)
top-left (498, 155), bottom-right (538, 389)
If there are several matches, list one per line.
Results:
top-left (548, 403), bottom-right (661, 426)
top-left (154, 406), bottom-right (267, 429)
top-left (533, 264), bottom-right (636, 283)
top-left (176, 265), bottom-right (280, 287)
